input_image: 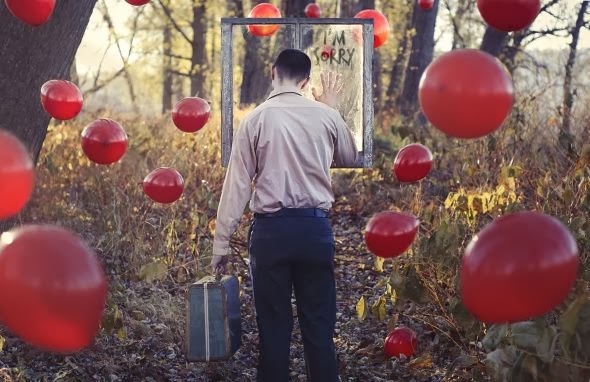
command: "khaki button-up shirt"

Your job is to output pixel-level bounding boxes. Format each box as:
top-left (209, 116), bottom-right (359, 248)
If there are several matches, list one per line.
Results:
top-left (212, 84), bottom-right (358, 256)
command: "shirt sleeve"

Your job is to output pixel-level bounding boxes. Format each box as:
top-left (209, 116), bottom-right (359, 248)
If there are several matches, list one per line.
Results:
top-left (212, 120), bottom-right (257, 256)
top-left (333, 112), bottom-right (359, 167)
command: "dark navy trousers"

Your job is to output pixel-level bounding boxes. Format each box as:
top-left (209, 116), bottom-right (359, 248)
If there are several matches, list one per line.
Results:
top-left (248, 208), bottom-right (338, 382)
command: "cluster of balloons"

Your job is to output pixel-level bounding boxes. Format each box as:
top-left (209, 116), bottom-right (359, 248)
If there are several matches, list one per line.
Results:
top-left (359, 0), bottom-right (577, 359)
top-left (419, 0), bottom-right (541, 139)
top-left (2, 0), bottom-right (211, 350)
top-left (37, 79), bottom-right (211, 205)
top-left (246, 3), bottom-right (391, 50)
top-left (4, 0), bottom-right (151, 27)
top-left (0, 87), bottom-right (210, 351)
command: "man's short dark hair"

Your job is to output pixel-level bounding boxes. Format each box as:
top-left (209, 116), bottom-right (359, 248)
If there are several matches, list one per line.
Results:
top-left (273, 49), bottom-right (311, 83)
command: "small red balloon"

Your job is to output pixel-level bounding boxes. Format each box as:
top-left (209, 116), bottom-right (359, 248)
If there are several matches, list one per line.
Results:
top-left (0, 225), bottom-right (107, 352)
top-left (4, 0), bottom-right (55, 26)
top-left (320, 45), bottom-right (335, 60)
top-left (384, 327), bottom-right (418, 358)
top-left (354, 9), bottom-right (390, 48)
top-left (419, 49), bottom-right (513, 139)
top-left (247, 3), bottom-right (282, 37)
top-left (40, 80), bottom-right (83, 120)
top-left (143, 168), bottom-right (184, 204)
top-left (364, 212), bottom-right (419, 258)
top-left (172, 97), bottom-right (211, 133)
top-left (418, 0), bottom-right (434, 10)
top-left (0, 131), bottom-right (34, 220)
top-left (461, 212), bottom-right (579, 323)
top-left (81, 119), bottom-right (128, 165)
top-left (126, 0), bottom-right (150, 5)
top-left (304, 3), bottom-right (321, 18)
top-left (477, 0), bottom-right (540, 32)
top-left (393, 143), bottom-right (433, 183)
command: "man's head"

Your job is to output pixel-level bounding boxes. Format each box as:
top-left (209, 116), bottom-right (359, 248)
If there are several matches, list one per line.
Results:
top-left (271, 49), bottom-right (311, 90)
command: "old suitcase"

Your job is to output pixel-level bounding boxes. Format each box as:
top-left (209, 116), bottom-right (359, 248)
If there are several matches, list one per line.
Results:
top-left (186, 275), bottom-right (241, 361)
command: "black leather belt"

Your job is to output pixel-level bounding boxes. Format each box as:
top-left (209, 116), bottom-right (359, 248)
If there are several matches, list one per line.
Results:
top-left (254, 208), bottom-right (328, 218)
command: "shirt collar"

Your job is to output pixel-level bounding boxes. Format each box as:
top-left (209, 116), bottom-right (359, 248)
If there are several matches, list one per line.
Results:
top-left (267, 83), bottom-right (303, 100)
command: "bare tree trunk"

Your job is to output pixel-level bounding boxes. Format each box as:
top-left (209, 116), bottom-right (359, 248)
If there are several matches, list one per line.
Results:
top-left (447, 0), bottom-right (474, 49)
top-left (228, 0), bottom-right (244, 17)
top-left (398, 0), bottom-right (439, 118)
top-left (240, 35), bottom-right (271, 106)
top-left (385, 13), bottom-right (412, 112)
top-left (162, 24), bottom-right (173, 114)
top-left (501, 29), bottom-right (527, 74)
top-left (282, 0), bottom-right (311, 17)
top-left (99, 0), bottom-right (137, 106)
top-left (0, 0), bottom-right (96, 163)
top-left (190, 0), bottom-right (207, 98)
top-left (562, 0), bottom-right (588, 137)
top-left (69, 58), bottom-right (80, 84)
top-left (479, 26), bottom-right (509, 57)
top-left (338, 0), bottom-right (374, 17)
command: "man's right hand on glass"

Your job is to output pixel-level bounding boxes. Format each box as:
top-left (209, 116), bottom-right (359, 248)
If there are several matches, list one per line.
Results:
top-left (312, 71), bottom-right (344, 109)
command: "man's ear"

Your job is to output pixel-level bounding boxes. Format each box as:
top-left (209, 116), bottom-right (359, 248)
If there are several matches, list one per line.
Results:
top-left (300, 77), bottom-right (310, 90)
top-left (270, 65), bottom-right (275, 81)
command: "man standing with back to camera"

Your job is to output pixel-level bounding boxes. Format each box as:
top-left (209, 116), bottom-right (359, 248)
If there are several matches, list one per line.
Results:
top-left (211, 48), bottom-right (358, 381)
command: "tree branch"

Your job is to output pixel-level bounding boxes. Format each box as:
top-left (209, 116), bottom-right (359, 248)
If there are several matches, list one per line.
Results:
top-left (167, 69), bottom-right (191, 78)
top-left (84, 68), bottom-right (126, 95)
top-left (156, 0), bottom-right (192, 45)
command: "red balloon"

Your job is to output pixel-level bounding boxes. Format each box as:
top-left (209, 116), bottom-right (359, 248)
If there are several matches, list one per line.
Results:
top-left (4, 0), bottom-right (55, 26)
top-left (418, 0), bottom-right (434, 10)
top-left (477, 0), bottom-right (540, 32)
top-left (320, 45), bottom-right (335, 60)
top-left (0, 131), bottom-right (34, 220)
top-left (384, 327), bottom-right (418, 358)
top-left (393, 143), bottom-right (433, 183)
top-left (143, 168), bottom-right (184, 204)
top-left (354, 9), bottom-right (390, 48)
top-left (461, 212), bottom-right (579, 323)
top-left (0, 225), bottom-right (107, 352)
top-left (81, 119), bottom-right (128, 165)
top-left (304, 3), bottom-right (321, 18)
top-left (172, 97), bottom-right (211, 133)
top-left (419, 49), bottom-right (513, 139)
top-left (40, 80), bottom-right (83, 120)
top-left (364, 212), bottom-right (419, 258)
top-left (247, 3), bottom-right (282, 37)
top-left (126, 0), bottom-right (150, 5)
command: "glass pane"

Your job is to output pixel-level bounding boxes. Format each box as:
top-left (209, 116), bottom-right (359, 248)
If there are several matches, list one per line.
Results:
top-left (231, 23), bottom-right (297, 127)
top-left (300, 24), bottom-right (364, 150)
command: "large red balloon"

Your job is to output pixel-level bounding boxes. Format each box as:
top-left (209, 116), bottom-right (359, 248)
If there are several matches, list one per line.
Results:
top-left (40, 80), bottom-right (83, 120)
top-left (477, 0), bottom-right (540, 32)
top-left (354, 9), bottom-right (390, 48)
top-left (81, 119), bottom-right (128, 165)
top-left (461, 212), bottom-right (579, 323)
top-left (4, 0), bottom-right (55, 26)
top-left (393, 143), bottom-right (433, 183)
top-left (0, 131), bottom-right (34, 220)
top-left (143, 168), bottom-right (185, 204)
top-left (126, 0), bottom-right (150, 5)
top-left (247, 3), bottom-right (282, 37)
top-left (304, 3), bottom-right (321, 18)
top-left (418, 0), bottom-right (434, 10)
top-left (419, 49), bottom-right (513, 139)
top-left (384, 327), bottom-right (418, 358)
top-left (364, 212), bottom-right (419, 258)
top-left (172, 97), bottom-right (211, 133)
top-left (0, 225), bottom-right (107, 352)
